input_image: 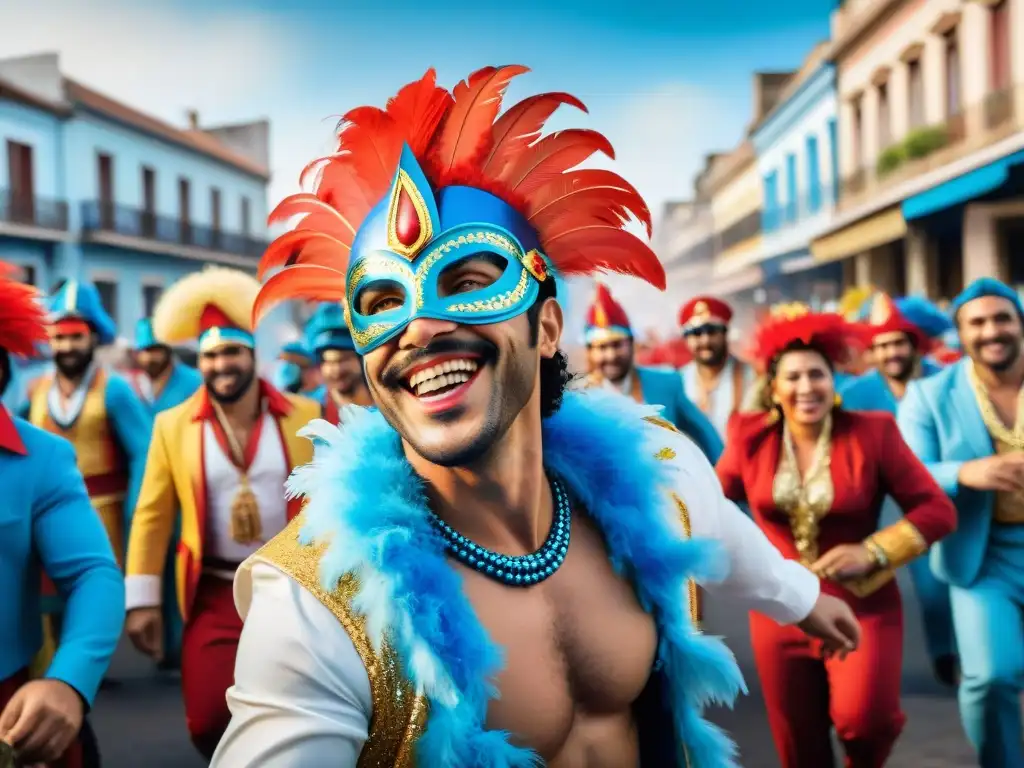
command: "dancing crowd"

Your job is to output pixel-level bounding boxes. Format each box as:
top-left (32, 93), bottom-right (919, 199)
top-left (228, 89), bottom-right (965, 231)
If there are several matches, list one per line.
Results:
top-left (1, 64), bottom-right (1023, 768)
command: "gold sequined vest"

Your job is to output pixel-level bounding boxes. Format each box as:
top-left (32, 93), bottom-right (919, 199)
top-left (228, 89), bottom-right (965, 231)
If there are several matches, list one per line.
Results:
top-left (256, 518), bottom-right (428, 767)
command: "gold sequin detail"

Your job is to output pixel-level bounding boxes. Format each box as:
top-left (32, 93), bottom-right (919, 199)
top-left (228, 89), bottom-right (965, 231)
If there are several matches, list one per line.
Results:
top-left (967, 361), bottom-right (1024, 523)
top-left (655, 447), bottom-right (676, 461)
top-left (643, 415), bottom-right (682, 434)
top-left (772, 414), bottom-right (834, 565)
top-left (671, 493), bottom-right (701, 628)
top-left (447, 267), bottom-right (530, 313)
top-left (258, 517), bottom-right (427, 767)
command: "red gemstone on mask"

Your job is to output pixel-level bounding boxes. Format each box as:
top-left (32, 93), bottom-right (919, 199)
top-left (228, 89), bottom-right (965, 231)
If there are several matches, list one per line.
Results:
top-left (395, 186), bottom-right (421, 247)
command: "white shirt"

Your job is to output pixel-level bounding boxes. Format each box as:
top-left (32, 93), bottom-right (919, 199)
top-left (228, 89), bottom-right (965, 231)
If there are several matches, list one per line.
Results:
top-left (681, 358), bottom-right (755, 440)
top-left (211, 423), bottom-right (819, 766)
top-left (203, 414), bottom-right (289, 567)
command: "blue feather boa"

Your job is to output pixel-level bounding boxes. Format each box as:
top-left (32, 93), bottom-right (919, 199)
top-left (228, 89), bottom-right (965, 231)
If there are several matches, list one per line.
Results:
top-left (289, 389), bottom-right (745, 767)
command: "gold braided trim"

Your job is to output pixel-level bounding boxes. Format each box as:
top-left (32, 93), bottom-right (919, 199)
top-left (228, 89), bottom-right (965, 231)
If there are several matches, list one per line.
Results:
top-left (256, 516), bottom-right (427, 767)
top-left (644, 415), bottom-right (682, 434)
top-left (867, 518), bottom-right (928, 569)
top-left (671, 493), bottom-right (702, 628)
top-left (967, 360), bottom-right (1024, 450)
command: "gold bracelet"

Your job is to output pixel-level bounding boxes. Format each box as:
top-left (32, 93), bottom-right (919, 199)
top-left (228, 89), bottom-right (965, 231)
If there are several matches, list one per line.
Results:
top-left (865, 538), bottom-right (889, 568)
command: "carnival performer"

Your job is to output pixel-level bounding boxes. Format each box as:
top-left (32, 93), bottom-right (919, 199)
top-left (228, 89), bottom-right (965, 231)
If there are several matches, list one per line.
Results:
top-left (840, 292), bottom-right (958, 685)
top-left (717, 305), bottom-right (956, 768)
top-left (305, 302), bottom-right (371, 424)
top-left (29, 280), bottom-right (152, 568)
top-left (128, 316), bottom-right (203, 672)
top-left (584, 283), bottom-right (723, 462)
top-left (272, 339), bottom-right (319, 395)
top-left (679, 296), bottom-right (755, 439)
top-left (0, 276), bottom-right (124, 768)
top-left (212, 64), bottom-right (858, 768)
top-left (122, 267), bottom-right (319, 759)
top-left (898, 277), bottom-right (1024, 768)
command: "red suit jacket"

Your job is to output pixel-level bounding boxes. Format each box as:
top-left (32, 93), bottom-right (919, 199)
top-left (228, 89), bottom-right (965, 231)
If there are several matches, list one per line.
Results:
top-left (716, 410), bottom-right (956, 610)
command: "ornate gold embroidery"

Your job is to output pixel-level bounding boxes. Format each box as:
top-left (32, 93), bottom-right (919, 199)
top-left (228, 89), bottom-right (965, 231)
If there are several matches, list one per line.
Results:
top-left (386, 169), bottom-right (433, 260)
top-left (643, 415), bottom-right (682, 434)
top-left (865, 519), bottom-right (927, 569)
top-left (671, 493), bottom-right (701, 628)
top-left (967, 360), bottom-right (1024, 522)
top-left (447, 267), bottom-right (530, 313)
top-left (772, 414), bottom-right (834, 565)
top-left (257, 517), bottom-right (427, 767)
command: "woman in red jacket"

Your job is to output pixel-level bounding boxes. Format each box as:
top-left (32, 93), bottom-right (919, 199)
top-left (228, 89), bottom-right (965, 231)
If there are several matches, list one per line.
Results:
top-left (716, 305), bottom-right (956, 768)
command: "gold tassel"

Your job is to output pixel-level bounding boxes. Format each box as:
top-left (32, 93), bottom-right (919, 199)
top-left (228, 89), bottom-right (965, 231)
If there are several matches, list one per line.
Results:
top-left (229, 475), bottom-right (263, 545)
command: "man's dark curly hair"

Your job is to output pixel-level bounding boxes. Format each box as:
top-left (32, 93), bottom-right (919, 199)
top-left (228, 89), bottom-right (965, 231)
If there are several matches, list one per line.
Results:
top-left (526, 278), bottom-right (573, 418)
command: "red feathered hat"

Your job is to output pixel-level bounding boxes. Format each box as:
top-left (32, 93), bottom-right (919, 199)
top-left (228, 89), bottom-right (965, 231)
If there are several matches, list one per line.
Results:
top-left (253, 66), bottom-right (664, 325)
top-left (0, 276), bottom-right (49, 357)
top-left (748, 303), bottom-right (863, 374)
top-left (679, 296), bottom-right (732, 331)
top-left (584, 283), bottom-right (632, 344)
top-left (860, 292), bottom-right (929, 351)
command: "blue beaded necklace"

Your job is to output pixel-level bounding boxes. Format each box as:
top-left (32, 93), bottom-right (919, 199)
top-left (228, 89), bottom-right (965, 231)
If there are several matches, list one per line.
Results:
top-left (427, 476), bottom-right (572, 587)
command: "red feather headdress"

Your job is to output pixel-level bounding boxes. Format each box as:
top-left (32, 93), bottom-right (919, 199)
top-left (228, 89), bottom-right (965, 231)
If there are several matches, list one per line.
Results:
top-left (0, 276), bottom-right (49, 357)
top-left (748, 304), bottom-right (863, 374)
top-left (254, 65), bottom-right (660, 325)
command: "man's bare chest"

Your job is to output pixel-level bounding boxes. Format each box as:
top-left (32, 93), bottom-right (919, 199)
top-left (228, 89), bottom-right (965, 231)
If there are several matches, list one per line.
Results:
top-left (458, 515), bottom-right (658, 759)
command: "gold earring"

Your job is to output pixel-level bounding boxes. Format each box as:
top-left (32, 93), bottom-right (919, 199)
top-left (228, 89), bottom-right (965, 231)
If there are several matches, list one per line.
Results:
top-left (833, 393), bottom-right (843, 408)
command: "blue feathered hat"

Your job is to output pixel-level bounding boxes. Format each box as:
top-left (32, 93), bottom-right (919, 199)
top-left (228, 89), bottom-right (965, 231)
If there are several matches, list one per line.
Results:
top-left (895, 296), bottom-right (953, 339)
top-left (304, 302), bottom-right (355, 354)
top-left (46, 280), bottom-right (117, 345)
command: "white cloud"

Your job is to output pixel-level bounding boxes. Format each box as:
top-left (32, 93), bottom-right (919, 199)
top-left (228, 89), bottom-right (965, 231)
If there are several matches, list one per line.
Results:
top-left (589, 83), bottom-right (743, 337)
top-left (0, 0), bottom-right (301, 142)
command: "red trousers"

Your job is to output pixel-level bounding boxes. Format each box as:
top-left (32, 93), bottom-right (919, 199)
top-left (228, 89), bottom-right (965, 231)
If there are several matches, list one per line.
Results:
top-left (0, 668), bottom-right (82, 768)
top-left (750, 606), bottom-right (906, 768)
top-left (180, 575), bottom-right (243, 759)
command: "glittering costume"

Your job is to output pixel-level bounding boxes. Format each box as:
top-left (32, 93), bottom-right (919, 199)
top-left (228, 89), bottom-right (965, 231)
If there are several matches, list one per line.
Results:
top-left (678, 296), bottom-right (755, 439)
top-left (583, 284), bottom-right (723, 462)
top-left (898, 278), bottom-right (1024, 767)
top-left (213, 65), bottom-right (824, 768)
top-left (840, 293), bottom-right (957, 672)
top-left (29, 281), bottom-right (152, 568)
top-left (123, 268), bottom-right (319, 758)
top-left (129, 317), bottom-right (203, 669)
top-left (718, 307), bottom-right (956, 768)
top-left (0, 277), bottom-right (124, 768)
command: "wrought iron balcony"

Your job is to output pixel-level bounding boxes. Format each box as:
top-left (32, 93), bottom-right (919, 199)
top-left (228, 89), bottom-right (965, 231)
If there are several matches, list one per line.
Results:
top-left (80, 201), bottom-right (267, 258)
top-left (0, 190), bottom-right (69, 231)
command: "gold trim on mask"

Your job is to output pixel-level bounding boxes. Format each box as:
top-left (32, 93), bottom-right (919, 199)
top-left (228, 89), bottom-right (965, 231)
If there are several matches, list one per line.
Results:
top-left (387, 169), bottom-right (433, 261)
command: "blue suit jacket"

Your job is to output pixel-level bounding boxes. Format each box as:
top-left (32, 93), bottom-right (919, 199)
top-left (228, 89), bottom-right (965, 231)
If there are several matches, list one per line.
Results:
top-left (103, 374), bottom-right (154, 529)
top-left (635, 366), bottom-right (723, 463)
top-left (0, 413), bottom-right (125, 705)
top-left (147, 363), bottom-right (203, 416)
top-left (841, 359), bottom-right (942, 415)
top-left (898, 359), bottom-right (994, 588)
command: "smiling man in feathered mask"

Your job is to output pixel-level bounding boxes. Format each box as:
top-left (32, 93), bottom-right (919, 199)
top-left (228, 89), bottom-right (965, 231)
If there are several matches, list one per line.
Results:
top-left (213, 65), bottom-right (859, 768)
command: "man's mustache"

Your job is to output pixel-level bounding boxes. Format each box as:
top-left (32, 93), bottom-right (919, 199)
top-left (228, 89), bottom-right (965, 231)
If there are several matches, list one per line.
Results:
top-left (381, 337), bottom-right (497, 389)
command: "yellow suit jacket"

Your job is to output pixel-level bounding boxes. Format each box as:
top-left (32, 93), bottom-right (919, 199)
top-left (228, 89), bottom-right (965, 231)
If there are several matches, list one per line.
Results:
top-left (125, 384), bottom-right (319, 620)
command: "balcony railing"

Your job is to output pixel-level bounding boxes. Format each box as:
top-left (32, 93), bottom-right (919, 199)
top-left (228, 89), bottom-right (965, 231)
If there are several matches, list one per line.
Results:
top-left (762, 186), bottom-right (835, 235)
top-left (0, 190), bottom-right (69, 231)
top-left (838, 82), bottom-right (1024, 212)
top-left (80, 201), bottom-right (267, 258)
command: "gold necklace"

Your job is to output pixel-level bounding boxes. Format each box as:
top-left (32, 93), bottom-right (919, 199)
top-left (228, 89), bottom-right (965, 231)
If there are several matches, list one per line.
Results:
top-left (209, 397), bottom-right (265, 545)
top-left (966, 361), bottom-right (1024, 451)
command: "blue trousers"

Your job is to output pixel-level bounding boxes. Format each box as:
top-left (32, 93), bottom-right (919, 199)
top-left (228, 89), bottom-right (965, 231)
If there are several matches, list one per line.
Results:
top-left (161, 515), bottom-right (183, 664)
top-left (952, 524), bottom-right (1024, 768)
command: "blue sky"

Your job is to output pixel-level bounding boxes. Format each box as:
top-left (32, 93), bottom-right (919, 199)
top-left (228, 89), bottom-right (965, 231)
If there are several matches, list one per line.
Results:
top-left (0, 0), bottom-right (833, 333)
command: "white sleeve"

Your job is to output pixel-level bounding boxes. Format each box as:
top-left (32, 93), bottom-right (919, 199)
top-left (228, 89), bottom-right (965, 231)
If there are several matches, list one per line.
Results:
top-left (211, 561), bottom-right (372, 767)
top-left (652, 423), bottom-right (820, 625)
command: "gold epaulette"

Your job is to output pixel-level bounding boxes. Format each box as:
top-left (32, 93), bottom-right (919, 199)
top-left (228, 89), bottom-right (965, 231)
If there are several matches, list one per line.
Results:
top-left (256, 516), bottom-right (427, 767)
